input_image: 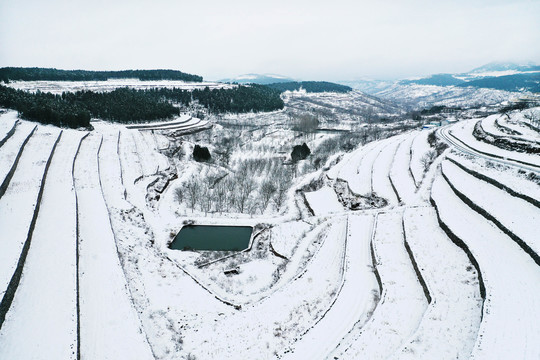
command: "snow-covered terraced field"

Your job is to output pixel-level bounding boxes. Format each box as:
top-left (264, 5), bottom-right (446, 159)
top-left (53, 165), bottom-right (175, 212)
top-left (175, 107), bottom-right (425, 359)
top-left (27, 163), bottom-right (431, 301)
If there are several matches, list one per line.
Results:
top-left (394, 207), bottom-right (483, 359)
top-left (482, 114), bottom-right (540, 144)
top-left (0, 126), bottom-right (60, 311)
top-left (332, 211), bottom-right (427, 359)
top-left (0, 105), bottom-right (539, 359)
top-left (431, 174), bottom-right (540, 360)
top-left (0, 130), bottom-right (84, 360)
top-left (409, 130), bottom-right (431, 187)
top-left (441, 160), bottom-right (540, 262)
top-left (126, 115), bottom-right (210, 134)
top-left (389, 134), bottom-right (419, 204)
top-left (443, 117), bottom-right (540, 169)
top-left (74, 133), bottom-right (154, 360)
top-left (371, 137), bottom-right (402, 204)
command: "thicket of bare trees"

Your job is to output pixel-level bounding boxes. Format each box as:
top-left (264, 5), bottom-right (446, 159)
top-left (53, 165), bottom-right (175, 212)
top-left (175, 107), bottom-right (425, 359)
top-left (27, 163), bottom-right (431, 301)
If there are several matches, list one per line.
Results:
top-left (524, 109), bottom-right (540, 128)
top-left (175, 157), bottom-right (293, 216)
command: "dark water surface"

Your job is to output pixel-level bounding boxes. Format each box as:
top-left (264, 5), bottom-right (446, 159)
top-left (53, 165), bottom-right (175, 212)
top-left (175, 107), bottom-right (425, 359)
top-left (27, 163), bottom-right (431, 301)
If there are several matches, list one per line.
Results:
top-left (170, 225), bottom-right (253, 251)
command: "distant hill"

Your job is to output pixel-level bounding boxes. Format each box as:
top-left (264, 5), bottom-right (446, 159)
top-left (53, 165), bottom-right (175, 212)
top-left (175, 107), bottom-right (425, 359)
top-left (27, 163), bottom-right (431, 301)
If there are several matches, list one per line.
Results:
top-left (338, 79), bottom-right (394, 95)
top-left (401, 74), bottom-right (465, 87)
top-left (266, 81), bottom-right (352, 93)
top-left (468, 61), bottom-right (540, 74)
top-left (220, 74), bottom-right (294, 85)
top-left (393, 62), bottom-right (540, 93)
top-left (0, 67), bottom-right (203, 82)
top-left (457, 72), bottom-right (540, 93)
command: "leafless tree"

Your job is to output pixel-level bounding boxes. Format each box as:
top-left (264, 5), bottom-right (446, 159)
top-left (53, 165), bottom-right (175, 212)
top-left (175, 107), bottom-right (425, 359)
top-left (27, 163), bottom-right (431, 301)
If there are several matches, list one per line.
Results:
top-left (236, 176), bottom-right (256, 213)
top-left (200, 182), bottom-right (214, 216)
top-left (359, 127), bottom-right (369, 145)
top-left (420, 150), bottom-right (438, 172)
top-left (260, 181), bottom-right (277, 213)
top-left (174, 187), bottom-right (184, 204)
top-left (214, 182), bottom-right (227, 214)
top-left (524, 111), bottom-right (540, 127)
top-left (185, 179), bottom-right (201, 213)
top-left (273, 183), bottom-right (289, 210)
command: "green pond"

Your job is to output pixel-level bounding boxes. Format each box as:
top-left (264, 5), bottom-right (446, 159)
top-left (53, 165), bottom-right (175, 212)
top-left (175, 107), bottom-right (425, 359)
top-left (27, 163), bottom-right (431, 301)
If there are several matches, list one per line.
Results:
top-left (170, 225), bottom-right (253, 251)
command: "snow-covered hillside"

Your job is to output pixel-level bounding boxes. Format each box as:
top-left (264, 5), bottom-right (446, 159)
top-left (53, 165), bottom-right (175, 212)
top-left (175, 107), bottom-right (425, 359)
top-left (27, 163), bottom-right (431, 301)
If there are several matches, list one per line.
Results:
top-left (6, 79), bottom-right (234, 94)
top-left (0, 100), bottom-right (539, 359)
top-left (375, 83), bottom-right (523, 109)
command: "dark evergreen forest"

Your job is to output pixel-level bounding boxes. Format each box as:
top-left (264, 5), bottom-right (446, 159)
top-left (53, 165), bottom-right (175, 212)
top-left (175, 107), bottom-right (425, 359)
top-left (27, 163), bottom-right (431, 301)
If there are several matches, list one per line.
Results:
top-left (0, 67), bottom-right (203, 82)
top-left (457, 73), bottom-right (540, 93)
top-left (0, 85), bottom-right (92, 128)
top-left (0, 84), bottom-right (284, 129)
top-left (266, 81), bottom-right (352, 93)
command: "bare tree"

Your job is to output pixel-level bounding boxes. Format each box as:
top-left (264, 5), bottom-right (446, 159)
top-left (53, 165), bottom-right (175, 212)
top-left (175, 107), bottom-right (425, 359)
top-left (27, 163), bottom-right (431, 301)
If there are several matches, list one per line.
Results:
top-left (214, 182), bottom-right (227, 214)
top-left (260, 181), bottom-right (277, 213)
top-left (524, 111), bottom-right (540, 127)
top-left (185, 179), bottom-right (201, 213)
top-left (359, 127), bottom-right (369, 145)
top-left (236, 177), bottom-right (256, 213)
top-left (200, 183), bottom-right (213, 216)
top-left (420, 150), bottom-right (438, 172)
top-left (273, 183), bottom-right (289, 210)
top-left (174, 187), bottom-right (184, 204)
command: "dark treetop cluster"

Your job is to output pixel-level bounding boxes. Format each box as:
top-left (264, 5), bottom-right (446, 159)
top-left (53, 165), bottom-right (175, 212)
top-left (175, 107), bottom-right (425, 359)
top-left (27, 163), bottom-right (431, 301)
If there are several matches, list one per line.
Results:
top-left (0, 85), bottom-right (91, 129)
top-left (266, 81), bottom-right (352, 93)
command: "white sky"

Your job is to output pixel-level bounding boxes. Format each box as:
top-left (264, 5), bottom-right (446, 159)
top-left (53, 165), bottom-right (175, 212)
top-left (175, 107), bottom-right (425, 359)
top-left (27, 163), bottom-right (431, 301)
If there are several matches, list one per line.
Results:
top-left (1, 0), bottom-right (539, 81)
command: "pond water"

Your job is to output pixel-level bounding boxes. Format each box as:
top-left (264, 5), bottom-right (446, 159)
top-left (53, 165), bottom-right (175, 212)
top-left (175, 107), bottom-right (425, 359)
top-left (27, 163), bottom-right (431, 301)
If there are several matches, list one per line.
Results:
top-left (170, 225), bottom-right (253, 251)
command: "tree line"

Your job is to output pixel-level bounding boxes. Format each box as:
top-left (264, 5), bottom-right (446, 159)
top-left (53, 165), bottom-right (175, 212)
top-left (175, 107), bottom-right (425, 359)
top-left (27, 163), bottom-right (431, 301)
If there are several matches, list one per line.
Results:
top-left (0, 67), bottom-right (203, 82)
top-left (191, 84), bottom-right (284, 113)
top-left (0, 84), bottom-right (284, 129)
top-left (266, 81), bottom-right (352, 93)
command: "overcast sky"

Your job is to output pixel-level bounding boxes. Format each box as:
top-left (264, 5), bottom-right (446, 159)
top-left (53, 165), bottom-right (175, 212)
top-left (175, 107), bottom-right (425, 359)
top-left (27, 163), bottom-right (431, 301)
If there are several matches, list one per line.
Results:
top-left (1, 0), bottom-right (539, 81)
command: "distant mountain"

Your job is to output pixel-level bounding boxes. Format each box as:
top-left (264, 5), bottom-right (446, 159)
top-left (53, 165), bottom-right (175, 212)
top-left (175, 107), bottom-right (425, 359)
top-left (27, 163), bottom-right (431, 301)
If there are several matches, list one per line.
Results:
top-left (266, 81), bottom-right (352, 93)
top-left (219, 74), bottom-right (294, 85)
top-left (457, 72), bottom-right (540, 93)
top-left (338, 79), bottom-right (394, 94)
top-left (401, 74), bottom-right (465, 87)
top-left (468, 61), bottom-right (540, 74)
top-left (389, 62), bottom-right (540, 94)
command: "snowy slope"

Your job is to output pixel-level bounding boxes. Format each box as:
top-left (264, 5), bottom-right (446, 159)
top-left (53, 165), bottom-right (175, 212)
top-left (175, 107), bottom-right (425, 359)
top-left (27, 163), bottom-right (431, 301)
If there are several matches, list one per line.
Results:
top-left (74, 133), bottom-right (154, 360)
top-left (432, 174), bottom-right (540, 360)
top-left (0, 130), bottom-right (85, 360)
top-left (333, 211), bottom-right (427, 359)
